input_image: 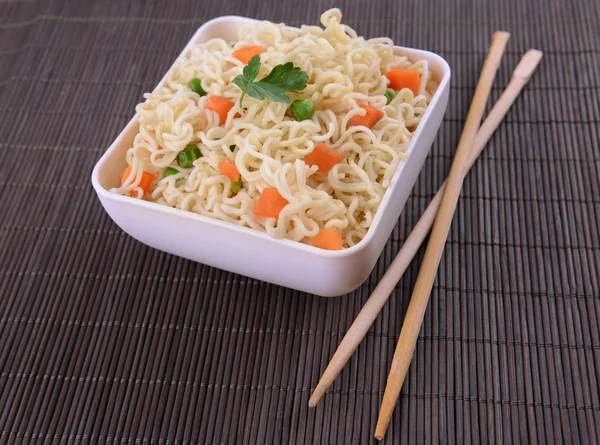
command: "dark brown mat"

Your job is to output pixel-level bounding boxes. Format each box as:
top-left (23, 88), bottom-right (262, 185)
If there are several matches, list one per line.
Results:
top-left (0, 0), bottom-right (599, 443)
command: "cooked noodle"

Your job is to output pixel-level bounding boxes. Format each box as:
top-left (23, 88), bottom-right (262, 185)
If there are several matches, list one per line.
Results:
top-left (112, 8), bottom-right (437, 248)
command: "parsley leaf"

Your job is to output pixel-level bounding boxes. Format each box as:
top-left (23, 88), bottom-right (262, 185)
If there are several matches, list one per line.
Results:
top-left (232, 55), bottom-right (308, 106)
top-left (232, 55), bottom-right (261, 105)
top-left (259, 62), bottom-right (308, 92)
top-left (247, 83), bottom-right (291, 103)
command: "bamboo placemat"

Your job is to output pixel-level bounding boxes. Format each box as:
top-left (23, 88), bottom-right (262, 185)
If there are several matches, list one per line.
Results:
top-left (0, 0), bottom-right (598, 443)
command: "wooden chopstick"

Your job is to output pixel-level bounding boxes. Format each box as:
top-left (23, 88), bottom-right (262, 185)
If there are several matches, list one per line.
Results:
top-left (307, 48), bottom-right (543, 410)
top-left (373, 31), bottom-right (511, 440)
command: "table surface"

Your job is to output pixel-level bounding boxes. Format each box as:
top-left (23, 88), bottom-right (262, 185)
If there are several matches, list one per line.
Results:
top-left (1, 0), bottom-right (599, 443)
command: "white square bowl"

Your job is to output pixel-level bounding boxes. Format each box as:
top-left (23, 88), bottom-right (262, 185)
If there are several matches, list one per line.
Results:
top-left (91, 15), bottom-right (451, 297)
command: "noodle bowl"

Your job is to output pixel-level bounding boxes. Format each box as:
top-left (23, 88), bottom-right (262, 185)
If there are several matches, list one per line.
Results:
top-left (112, 9), bottom-right (437, 249)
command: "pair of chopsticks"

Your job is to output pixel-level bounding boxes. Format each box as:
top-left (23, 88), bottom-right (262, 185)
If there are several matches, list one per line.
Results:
top-left (309, 33), bottom-right (543, 440)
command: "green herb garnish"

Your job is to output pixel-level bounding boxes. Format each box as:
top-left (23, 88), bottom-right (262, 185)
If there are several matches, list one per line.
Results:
top-left (232, 55), bottom-right (308, 107)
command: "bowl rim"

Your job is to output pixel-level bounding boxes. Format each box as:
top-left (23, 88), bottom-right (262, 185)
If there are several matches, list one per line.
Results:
top-left (91, 14), bottom-right (451, 259)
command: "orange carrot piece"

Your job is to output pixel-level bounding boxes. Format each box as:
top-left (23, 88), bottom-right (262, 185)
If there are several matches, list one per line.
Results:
top-left (312, 228), bottom-right (343, 250)
top-left (121, 165), bottom-right (154, 198)
top-left (137, 171), bottom-right (154, 196)
top-left (303, 143), bottom-right (344, 173)
top-left (386, 69), bottom-right (420, 95)
top-left (348, 104), bottom-right (384, 129)
top-left (121, 165), bottom-right (133, 185)
top-left (254, 187), bottom-right (289, 218)
top-left (219, 160), bottom-right (240, 181)
top-left (232, 46), bottom-right (264, 64)
top-left (205, 96), bottom-right (234, 125)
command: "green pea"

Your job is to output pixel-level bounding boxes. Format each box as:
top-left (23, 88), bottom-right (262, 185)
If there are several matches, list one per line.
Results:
top-left (230, 177), bottom-right (243, 195)
top-left (164, 167), bottom-right (179, 177)
top-left (177, 144), bottom-right (202, 168)
top-left (290, 98), bottom-right (315, 121)
top-left (188, 78), bottom-right (206, 97)
top-left (385, 88), bottom-right (396, 104)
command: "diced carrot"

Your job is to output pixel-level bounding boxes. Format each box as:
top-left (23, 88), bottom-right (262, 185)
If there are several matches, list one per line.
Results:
top-left (303, 143), bottom-right (343, 173)
top-left (219, 160), bottom-right (240, 181)
top-left (254, 187), bottom-right (289, 218)
top-left (232, 46), bottom-right (264, 64)
top-left (205, 96), bottom-right (234, 125)
top-left (121, 165), bottom-right (133, 184)
top-left (348, 104), bottom-right (384, 129)
top-left (386, 69), bottom-right (420, 95)
top-left (121, 165), bottom-right (154, 198)
top-left (312, 228), bottom-right (343, 250)
top-left (136, 171), bottom-right (154, 196)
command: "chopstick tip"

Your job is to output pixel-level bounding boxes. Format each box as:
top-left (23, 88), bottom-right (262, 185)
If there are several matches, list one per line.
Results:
top-left (493, 30), bottom-right (511, 43)
top-left (308, 389), bottom-right (321, 408)
top-left (512, 49), bottom-right (543, 81)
